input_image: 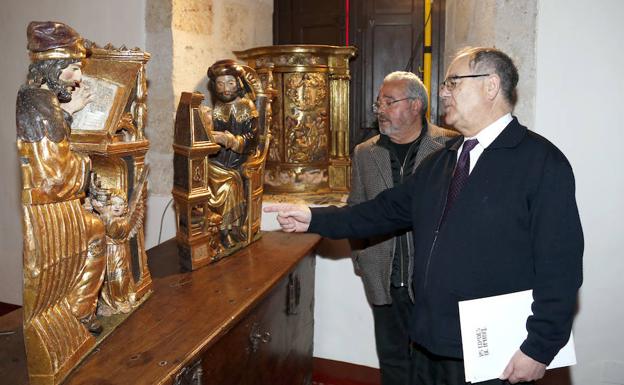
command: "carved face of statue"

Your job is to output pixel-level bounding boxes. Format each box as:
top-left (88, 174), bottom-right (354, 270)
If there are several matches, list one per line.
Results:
top-left (110, 196), bottom-right (127, 217)
top-left (215, 75), bottom-right (240, 103)
top-left (26, 59), bottom-right (79, 102)
top-left (59, 62), bottom-right (83, 90)
top-left (88, 190), bottom-right (108, 215)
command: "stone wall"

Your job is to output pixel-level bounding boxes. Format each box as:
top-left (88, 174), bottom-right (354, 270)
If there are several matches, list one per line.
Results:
top-left (445, 0), bottom-right (537, 128)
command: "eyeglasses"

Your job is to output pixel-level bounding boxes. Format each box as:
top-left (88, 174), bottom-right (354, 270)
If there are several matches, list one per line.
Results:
top-left (372, 97), bottom-right (414, 113)
top-left (440, 74), bottom-right (491, 92)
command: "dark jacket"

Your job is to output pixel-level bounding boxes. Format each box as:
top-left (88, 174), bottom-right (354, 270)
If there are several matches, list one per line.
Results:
top-left (348, 124), bottom-right (457, 305)
top-left (310, 117), bottom-right (583, 364)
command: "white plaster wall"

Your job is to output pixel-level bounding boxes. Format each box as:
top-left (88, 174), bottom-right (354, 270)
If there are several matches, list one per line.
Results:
top-left (262, 207), bottom-right (379, 368)
top-left (0, 0), bottom-right (146, 305)
top-left (535, 1), bottom-right (624, 383)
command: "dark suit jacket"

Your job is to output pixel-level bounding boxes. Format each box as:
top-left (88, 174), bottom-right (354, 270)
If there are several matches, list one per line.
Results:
top-left (348, 124), bottom-right (457, 305)
top-left (310, 117), bottom-right (583, 364)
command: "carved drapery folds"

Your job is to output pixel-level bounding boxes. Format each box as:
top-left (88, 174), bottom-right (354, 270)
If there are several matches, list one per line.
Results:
top-left (235, 45), bottom-right (357, 194)
top-left (17, 21), bottom-right (151, 384)
top-left (173, 62), bottom-right (275, 271)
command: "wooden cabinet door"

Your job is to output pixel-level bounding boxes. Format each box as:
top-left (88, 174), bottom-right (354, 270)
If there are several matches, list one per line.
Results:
top-left (198, 255), bottom-right (315, 385)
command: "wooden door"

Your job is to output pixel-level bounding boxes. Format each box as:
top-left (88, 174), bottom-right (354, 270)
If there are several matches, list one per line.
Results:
top-left (274, 0), bottom-right (445, 149)
top-left (351, 0), bottom-right (423, 146)
top-left (274, 0), bottom-right (346, 45)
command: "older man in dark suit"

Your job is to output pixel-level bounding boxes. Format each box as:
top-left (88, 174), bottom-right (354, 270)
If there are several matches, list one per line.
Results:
top-left (350, 71), bottom-right (456, 385)
top-left (265, 47), bottom-right (583, 385)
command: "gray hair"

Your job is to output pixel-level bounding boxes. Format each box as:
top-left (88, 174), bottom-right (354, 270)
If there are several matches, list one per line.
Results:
top-left (383, 71), bottom-right (429, 113)
top-left (456, 47), bottom-right (519, 106)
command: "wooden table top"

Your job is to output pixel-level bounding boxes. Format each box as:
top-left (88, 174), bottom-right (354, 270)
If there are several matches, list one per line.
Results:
top-left (0, 231), bottom-right (320, 385)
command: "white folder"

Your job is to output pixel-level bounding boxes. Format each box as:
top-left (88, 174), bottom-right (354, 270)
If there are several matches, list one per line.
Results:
top-left (458, 289), bottom-right (576, 383)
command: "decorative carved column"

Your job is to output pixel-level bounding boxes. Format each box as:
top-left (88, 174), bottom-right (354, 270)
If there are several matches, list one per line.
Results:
top-left (235, 45), bottom-right (356, 195)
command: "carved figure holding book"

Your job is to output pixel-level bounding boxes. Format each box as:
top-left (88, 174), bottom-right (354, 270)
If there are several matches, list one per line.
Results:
top-left (16, 20), bottom-right (108, 384)
top-left (206, 60), bottom-right (260, 248)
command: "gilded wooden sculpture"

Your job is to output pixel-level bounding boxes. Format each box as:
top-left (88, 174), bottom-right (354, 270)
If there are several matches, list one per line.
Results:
top-left (16, 21), bottom-right (151, 385)
top-left (173, 60), bottom-right (274, 270)
top-left (70, 40), bottom-right (152, 305)
top-left (235, 45), bottom-right (357, 195)
top-left (86, 168), bottom-right (148, 317)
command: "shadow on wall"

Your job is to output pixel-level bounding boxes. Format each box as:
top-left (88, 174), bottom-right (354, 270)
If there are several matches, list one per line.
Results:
top-left (315, 238), bottom-right (352, 260)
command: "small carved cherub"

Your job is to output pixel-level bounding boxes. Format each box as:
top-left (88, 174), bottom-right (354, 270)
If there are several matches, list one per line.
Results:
top-left (206, 212), bottom-right (225, 258)
top-left (86, 168), bottom-right (148, 316)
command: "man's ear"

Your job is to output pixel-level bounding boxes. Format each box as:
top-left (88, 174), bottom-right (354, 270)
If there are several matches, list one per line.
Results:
top-left (412, 98), bottom-right (423, 114)
top-left (485, 74), bottom-right (501, 101)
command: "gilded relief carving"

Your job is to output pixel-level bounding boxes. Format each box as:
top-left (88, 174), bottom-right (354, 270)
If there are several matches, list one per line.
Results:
top-left (192, 158), bottom-right (206, 189)
top-left (17, 21), bottom-right (152, 385)
top-left (254, 53), bottom-right (326, 68)
top-left (284, 73), bottom-right (329, 165)
top-left (285, 112), bottom-right (328, 163)
top-left (173, 60), bottom-right (275, 270)
top-left (264, 166), bottom-right (328, 192)
top-left (235, 45), bottom-right (356, 195)
top-left (285, 73), bottom-right (327, 111)
top-left (262, 73), bottom-right (282, 162)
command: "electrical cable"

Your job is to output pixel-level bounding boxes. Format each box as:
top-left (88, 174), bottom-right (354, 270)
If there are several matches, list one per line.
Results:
top-left (404, 6), bottom-right (433, 72)
top-left (157, 197), bottom-right (174, 245)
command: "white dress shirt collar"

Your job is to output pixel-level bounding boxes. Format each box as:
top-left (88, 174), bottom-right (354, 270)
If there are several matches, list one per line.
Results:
top-left (464, 113), bottom-right (513, 149)
top-left (458, 113), bottom-right (513, 173)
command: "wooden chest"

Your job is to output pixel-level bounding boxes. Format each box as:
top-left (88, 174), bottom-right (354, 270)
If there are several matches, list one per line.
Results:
top-left (0, 232), bottom-right (320, 385)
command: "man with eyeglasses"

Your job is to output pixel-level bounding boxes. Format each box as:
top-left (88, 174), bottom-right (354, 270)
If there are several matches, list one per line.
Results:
top-left (265, 47), bottom-right (582, 385)
top-left (348, 71), bottom-right (456, 385)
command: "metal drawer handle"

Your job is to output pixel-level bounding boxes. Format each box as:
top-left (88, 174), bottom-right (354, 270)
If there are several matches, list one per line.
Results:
top-left (249, 322), bottom-right (271, 353)
top-left (174, 359), bottom-right (203, 385)
top-left (287, 273), bottom-right (301, 315)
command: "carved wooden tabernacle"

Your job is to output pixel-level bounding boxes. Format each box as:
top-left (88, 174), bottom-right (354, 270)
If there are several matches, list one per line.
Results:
top-left (235, 45), bottom-right (357, 194)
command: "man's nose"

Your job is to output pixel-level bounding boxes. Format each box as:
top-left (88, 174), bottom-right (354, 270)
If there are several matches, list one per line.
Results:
top-left (439, 85), bottom-right (451, 98)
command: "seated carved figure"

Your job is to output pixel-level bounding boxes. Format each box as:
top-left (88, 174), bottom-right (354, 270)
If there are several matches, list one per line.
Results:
top-left (16, 21), bottom-right (106, 383)
top-left (173, 61), bottom-right (271, 269)
top-left (206, 60), bottom-right (260, 248)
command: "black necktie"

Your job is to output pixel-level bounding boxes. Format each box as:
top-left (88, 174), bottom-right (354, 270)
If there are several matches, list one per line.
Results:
top-left (441, 139), bottom-right (479, 224)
